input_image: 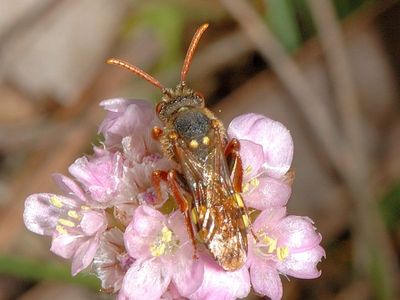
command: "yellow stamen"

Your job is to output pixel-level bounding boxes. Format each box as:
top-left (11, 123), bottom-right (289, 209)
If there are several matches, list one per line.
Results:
top-left (56, 225), bottom-right (67, 235)
top-left (244, 165), bottom-right (252, 175)
top-left (67, 210), bottom-right (79, 219)
top-left (81, 205), bottom-right (90, 210)
top-left (263, 236), bottom-right (277, 253)
top-left (50, 196), bottom-right (63, 208)
top-left (242, 183), bottom-right (250, 193)
top-left (277, 246), bottom-right (289, 261)
top-left (150, 243), bottom-right (166, 256)
top-left (58, 219), bottom-right (75, 227)
top-left (161, 226), bottom-right (172, 243)
top-left (249, 177), bottom-right (260, 187)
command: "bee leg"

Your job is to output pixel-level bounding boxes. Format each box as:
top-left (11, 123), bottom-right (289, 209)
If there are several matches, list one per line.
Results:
top-left (151, 126), bottom-right (163, 140)
top-left (225, 138), bottom-right (243, 193)
top-left (225, 139), bottom-right (260, 243)
top-left (167, 169), bottom-right (198, 259)
top-left (151, 170), bottom-right (168, 204)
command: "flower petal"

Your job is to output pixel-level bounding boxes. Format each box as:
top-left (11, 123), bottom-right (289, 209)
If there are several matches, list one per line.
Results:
top-left (71, 237), bottom-right (100, 275)
top-left (80, 211), bottom-right (107, 236)
top-left (228, 113), bottom-right (293, 178)
top-left (23, 193), bottom-right (79, 235)
top-left (276, 216), bottom-right (322, 251)
top-left (253, 207), bottom-right (287, 232)
top-left (277, 245), bottom-right (325, 279)
top-left (131, 205), bottom-right (165, 237)
top-left (120, 259), bottom-right (171, 300)
top-left (190, 255), bottom-right (250, 300)
top-left (50, 233), bottom-right (85, 259)
top-left (244, 177), bottom-right (291, 210)
top-left (238, 140), bottom-right (264, 180)
top-left (250, 259), bottom-right (283, 300)
top-left (52, 174), bottom-right (87, 203)
top-left (170, 243), bottom-right (204, 296)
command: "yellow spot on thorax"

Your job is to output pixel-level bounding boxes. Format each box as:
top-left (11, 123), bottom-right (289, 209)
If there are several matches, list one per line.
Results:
top-left (50, 196), bottom-right (63, 208)
top-left (189, 139), bottom-right (199, 149)
top-left (202, 136), bottom-right (210, 145)
top-left (58, 219), bottom-right (75, 227)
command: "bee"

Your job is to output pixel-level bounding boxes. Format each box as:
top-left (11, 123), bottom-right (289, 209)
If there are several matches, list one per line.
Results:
top-left (108, 24), bottom-right (253, 271)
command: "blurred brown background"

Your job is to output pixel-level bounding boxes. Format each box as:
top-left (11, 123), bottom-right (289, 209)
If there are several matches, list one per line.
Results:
top-left (0, 0), bottom-right (399, 299)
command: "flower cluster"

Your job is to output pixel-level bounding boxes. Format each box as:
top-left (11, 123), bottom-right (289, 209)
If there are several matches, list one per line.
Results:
top-left (23, 98), bottom-right (324, 300)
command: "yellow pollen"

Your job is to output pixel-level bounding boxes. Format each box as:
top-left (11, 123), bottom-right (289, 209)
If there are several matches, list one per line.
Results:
top-left (50, 196), bottom-right (63, 208)
top-left (81, 205), bottom-right (90, 210)
top-left (202, 136), bottom-right (210, 145)
top-left (234, 193), bottom-right (245, 208)
top-left (242, 183), bottom-right (250, 193)
top-left (150, 243), bottom-right (166, 257)
top-left (67, 210), bottom-right (79, 219)
top-left (242, 214), bottom-right (250, 228)
top-left (277, 246), bottom-right (289, 261)
top-left (58, 219), bottom-right (75, 227)
top-left (56, 225), bottom-right (67, 235)
top-left (249, 177), bottom-right (260, 187)
top-left (189, 139), bottom-right (199, 149)
top-left (161, 226), bottom-right (172, 243)
top-left (263, 236), bottom-right (277, 253)
top-left (244, 165), bottom-right (253, 175)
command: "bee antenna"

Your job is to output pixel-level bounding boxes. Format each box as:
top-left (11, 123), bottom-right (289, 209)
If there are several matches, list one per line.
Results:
top-left (181, 23), bottom-right (209, 83)
top-left (107, 58), bottom-right (165, 91)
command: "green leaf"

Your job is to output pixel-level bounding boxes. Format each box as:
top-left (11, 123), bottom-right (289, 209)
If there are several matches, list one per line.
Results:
top-left (264, 0), bottom-right (302, 52)
top-left (0, 255), bottom-right (100, 290)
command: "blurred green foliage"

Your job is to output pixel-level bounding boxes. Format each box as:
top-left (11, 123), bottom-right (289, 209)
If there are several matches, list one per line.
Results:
top-left (0, 255), bottom-right (100, 290)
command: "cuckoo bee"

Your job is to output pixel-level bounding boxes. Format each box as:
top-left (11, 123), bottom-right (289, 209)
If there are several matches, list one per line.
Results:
top-left (108, 24), bottom-right (253, 271)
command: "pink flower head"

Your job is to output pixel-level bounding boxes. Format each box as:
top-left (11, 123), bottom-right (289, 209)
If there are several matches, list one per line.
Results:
top-left (189, 254), bottom-right (251, 300)
top-left (99, 99), bottom-right (161, 161)
top-left (93, 228), bottom-right (134, 293)
top-left (248, 207), bottom-right (325, 299)
top-left (120, 205), bottom-right (204, 299)
top-left (228, 114), bottom-right (293, 210)
top-left (69, 148), bottom-right (124, 204)
top-left (23, 174), bottom-right (107, 275)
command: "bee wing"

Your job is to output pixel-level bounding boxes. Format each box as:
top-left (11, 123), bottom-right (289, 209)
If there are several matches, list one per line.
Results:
top-left (175, 134), bottom-right (248, 271)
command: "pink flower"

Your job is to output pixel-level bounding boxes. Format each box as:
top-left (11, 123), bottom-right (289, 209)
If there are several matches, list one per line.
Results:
top-left (69, 148), bottom-right (124, 204)
top-left (119, 206), bottom-right (204, 300)
top-left (248, 207), bottom-right (325, 299)
top-left (189, 254), bottom-right (251, 300)
top-left (92, 228), bottom-right (134, 293)
top-left (23, 174), bottom-right (107, 275)
top-left (99, 99), bottom-right (161, 161)
top-left (228, 114), bottom-right (293, 210)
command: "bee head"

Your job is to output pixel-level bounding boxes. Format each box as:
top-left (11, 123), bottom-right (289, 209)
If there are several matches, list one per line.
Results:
top-left (156, 83), bottom-right (205, 123)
